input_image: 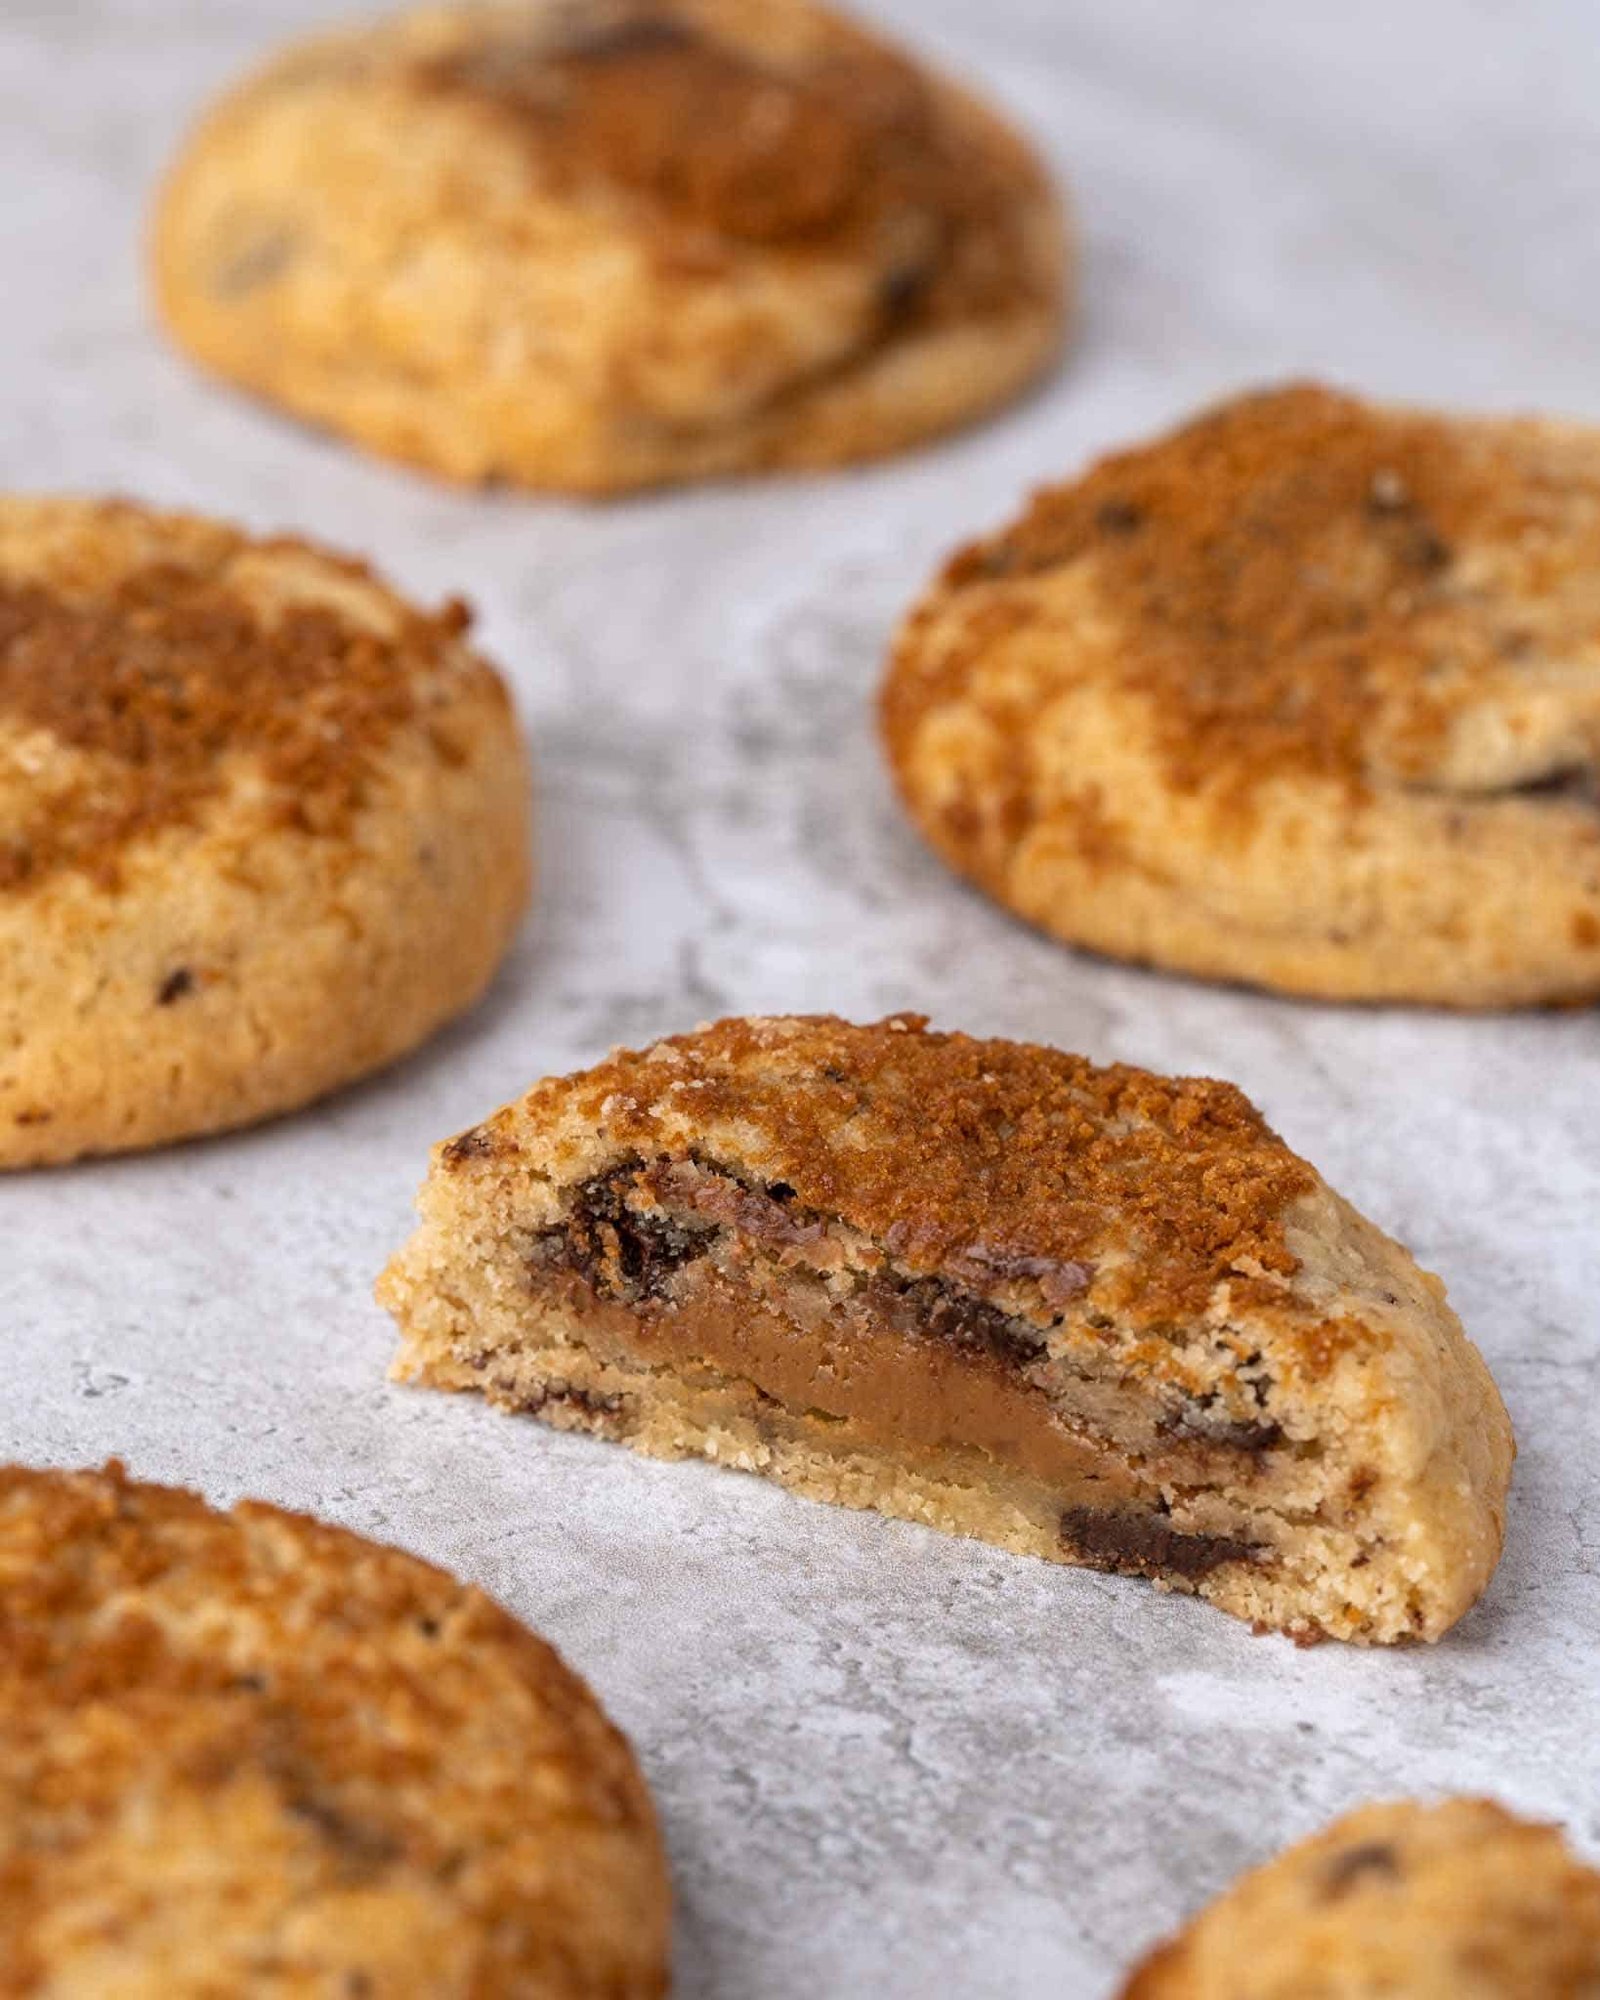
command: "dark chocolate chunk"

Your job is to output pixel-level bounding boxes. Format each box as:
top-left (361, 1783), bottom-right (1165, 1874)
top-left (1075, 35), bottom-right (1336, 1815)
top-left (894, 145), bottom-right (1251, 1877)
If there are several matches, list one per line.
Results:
top-left (1320, 1841), bottom-right (1401, 1899)
top-left (1504, 762), bottom-right (1598, 809)
top-left (557, 15), bottom-right (694, 64)
top-left (1405, 524), bottom-right (1452, 573)
top-left (518, 1379), bottom-right (630, 1422)
top-left (1059, 1505), bottom-right (1259, 1581)
top-left (284, 1789), bottom-right (400, 1873)
top-left (1094, 498), bottom-right (1144, 535)
top-left (547, 1164), bottom-right (714, 1302)
top-left (879, 258), bottom-right (934, 320)
top-left (896, 1275), bottom-right (1049, 1367)
top-left (1158, 1395), bottom-right (1282, 1454)
top-left (156, 965), bottom-right (194, 1005)
top-left (441, 1124), bottom-right (498, 1166)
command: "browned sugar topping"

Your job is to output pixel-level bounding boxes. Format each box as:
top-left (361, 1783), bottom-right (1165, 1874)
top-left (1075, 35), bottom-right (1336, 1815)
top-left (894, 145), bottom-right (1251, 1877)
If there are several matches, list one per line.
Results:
top-left (907, 383), bottom-right (1600, 796)
top-left (418, 5), bottom-right (1045, 318)
top-left (506, 1014), bottom-right (1317, 1328)
top-left (0, 1462), bottom-right (654, 1983)
top-left (0, 548), bottom-right (477, 892)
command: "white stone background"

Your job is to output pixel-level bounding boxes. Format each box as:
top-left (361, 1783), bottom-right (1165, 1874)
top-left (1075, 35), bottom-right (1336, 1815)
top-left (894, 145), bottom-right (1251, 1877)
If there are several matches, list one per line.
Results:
top-left (3, 1), bottom-right (1598, 1992)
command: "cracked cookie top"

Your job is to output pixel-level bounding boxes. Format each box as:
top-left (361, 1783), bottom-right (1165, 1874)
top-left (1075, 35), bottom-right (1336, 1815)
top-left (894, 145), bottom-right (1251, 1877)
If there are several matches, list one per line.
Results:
top-left (0, 1461), bottom-right (669, 1997)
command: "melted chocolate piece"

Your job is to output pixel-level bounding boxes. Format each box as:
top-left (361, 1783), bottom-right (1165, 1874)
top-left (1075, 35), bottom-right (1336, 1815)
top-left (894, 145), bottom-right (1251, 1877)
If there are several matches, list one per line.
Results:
top-left (1059, 1506), bottom-right (1259, 1581)
top-left (1504, 762), bottom-right (1599, 808)
top-left (441, 1123), bottom-right (498, 1166)
top-left (1320, 1841), bottom-right (1401, 1899)
top-left (544, 1163), bottom-right (1059, 1370)
top-left (1158, 1396), bottom-right (1282, 1454)
top-left (557, 15), bottom-right (693, 65)
top-left (518, 1381), bottom-right (630, 1422)
top-left (893, 1275), bottom-right (1048, 1367)
top-left (156, 966), bottom-right (194, 1006)
top-left (1094, 498), bottom-right (1144, 536)
top-left (547, 1164), bottom-right (713, 1302)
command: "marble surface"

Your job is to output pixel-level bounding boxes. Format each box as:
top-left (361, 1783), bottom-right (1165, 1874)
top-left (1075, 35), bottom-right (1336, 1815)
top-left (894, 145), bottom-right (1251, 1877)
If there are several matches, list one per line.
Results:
top-left (3, 1), bottom-right (1598, 1992)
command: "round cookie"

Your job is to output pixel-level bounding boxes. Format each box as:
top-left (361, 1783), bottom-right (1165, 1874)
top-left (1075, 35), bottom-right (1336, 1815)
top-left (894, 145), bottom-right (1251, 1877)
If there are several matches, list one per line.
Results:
top-left (0, 1461), bottom-right (671, 1998)
top-left (881, 384), bottom-right (1600, 1007)
top-left (1122, 1798), bottom-right (1600, 1998)
top-left (0, 496), bottom-right (530, 1166)
top-left (151, 0), bottom-right (1068, 495)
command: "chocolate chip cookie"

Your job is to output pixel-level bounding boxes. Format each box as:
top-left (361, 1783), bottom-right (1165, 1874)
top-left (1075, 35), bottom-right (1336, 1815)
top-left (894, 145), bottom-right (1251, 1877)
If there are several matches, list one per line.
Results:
top-left (0, 1461), bottom-right (670, 1997)
top-left (1122, 1799), bottom-right (1600, 1998)
top-left (153, 0), bottom-right (1069, 494)
top-left (379, 1013), bottom-right (1513, 1644)
top-left (882, 384), bottom-right (1600, 1006)
top-left (0, 496), bottom-right (530, 1165)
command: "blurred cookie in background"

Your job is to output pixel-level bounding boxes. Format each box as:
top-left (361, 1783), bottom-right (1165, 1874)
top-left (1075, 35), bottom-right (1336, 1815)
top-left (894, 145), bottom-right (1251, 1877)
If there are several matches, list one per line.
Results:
top-left (0, 1461), bottom-right (670, 1997)
top-left (151, 0), bottom-right (1069, 494)
top-left (0, 497), bottom-right (530, 1165)
top-left (1122, 1798), bottom-right (1600, 1998)
top-left (882, 384), bottom-right (1600, 1007)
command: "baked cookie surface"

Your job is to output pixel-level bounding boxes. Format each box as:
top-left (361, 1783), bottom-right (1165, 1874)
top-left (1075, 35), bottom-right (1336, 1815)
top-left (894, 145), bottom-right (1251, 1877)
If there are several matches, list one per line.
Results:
top-left (379, 1013), bottom-right (1513, 1644)
top-left (881, 383), bottom-right (1600, 1006)
top-left (152, 0), bottom-right (1068, 494)
top-left (0, 496), bottom-right (530, 1166)
top-left (0, 1461), bottom-right (670, 1999)
top-left (1122, 1798), bottom-right (1600, 1998)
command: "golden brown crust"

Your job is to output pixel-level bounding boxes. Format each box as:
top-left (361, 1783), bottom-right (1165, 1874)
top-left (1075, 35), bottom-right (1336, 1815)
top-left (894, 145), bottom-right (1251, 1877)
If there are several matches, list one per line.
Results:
top-left (0, 1461), bottom-right (670, 1998)
top-left (457, 1010), bottom-right (1317, 1336)
top-left (1121, 1799), bottom-right (1600, 1998)
top-left (0, 496), bottom-right (531, 1165)
top-left (383, 1015), bottom-right (1514, 1644)
top-left (882, 384), bottom-right (1600, 1006)
top-left (151, 0), bottom-right (1068, 493)
top-left (891, 382), bottom-right (1600, 799)
top-left (416, 4), bottom-right (1048, 321)
top-left (0, 501), bottom-right (489, 894)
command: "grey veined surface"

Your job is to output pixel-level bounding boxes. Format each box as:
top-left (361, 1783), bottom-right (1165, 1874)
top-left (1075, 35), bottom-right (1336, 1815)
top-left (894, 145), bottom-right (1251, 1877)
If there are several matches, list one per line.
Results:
top-left (3, 0), bottom-right (1597, 1992)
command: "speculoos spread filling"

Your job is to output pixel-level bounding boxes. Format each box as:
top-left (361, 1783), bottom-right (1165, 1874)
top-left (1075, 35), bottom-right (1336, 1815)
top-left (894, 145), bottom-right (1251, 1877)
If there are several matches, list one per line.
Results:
top-left (517, 1157), bottom-right (1276, 1574)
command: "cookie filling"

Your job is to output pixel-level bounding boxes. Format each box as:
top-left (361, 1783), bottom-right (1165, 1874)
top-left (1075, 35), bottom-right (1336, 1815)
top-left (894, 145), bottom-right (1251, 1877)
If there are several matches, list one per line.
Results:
top-left (507, 1157), bottom-right (1277, 1582)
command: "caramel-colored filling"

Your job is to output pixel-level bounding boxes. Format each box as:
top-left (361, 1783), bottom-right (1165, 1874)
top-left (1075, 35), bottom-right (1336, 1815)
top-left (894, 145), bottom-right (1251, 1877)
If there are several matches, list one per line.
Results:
top-left (512, 1164), bottom-right (1279, 1578)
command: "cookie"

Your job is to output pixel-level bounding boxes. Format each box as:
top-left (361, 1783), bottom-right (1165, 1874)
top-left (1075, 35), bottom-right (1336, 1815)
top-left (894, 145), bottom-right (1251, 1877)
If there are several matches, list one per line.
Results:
top-left (0, 496), bottom-right (531, 1167)
top-left (1122, 1798), bottom-right (1600, 1998)
top-left (151, 0), bottom-right (1068, 495)
top-left (379, 1013), bottom-right (1513, 1644)
top-left (881, 383), bottom-right (1600, 1007)
top-left (0, 1461), bottom-right (670, 1998)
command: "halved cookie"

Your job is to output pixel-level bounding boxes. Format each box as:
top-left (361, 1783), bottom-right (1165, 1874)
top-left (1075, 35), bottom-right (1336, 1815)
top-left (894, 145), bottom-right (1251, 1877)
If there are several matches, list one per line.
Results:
top-left (0, 1461), bottom-right (670, 1998)
top-left (881, 383), bottom-right (1600, 1006)
top-left (0, 496), bottom-right (530, 1165)
top-left (379, 1013), bottom-right (1513, 1644)
top-left (151, 0), bottom-right (1068, 494)
top-left (1122, 1799), bottom-right (1600, 1998)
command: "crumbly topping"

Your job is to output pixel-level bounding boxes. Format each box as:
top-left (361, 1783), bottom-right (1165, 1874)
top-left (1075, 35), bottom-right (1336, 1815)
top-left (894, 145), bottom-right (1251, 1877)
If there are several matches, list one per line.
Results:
top-left (416, 1), bottom-right (1048, 319)
top-left (0, 529), bottom-right (484, 893)
top-left (891, 383), bottom-right (1600, 798)
top-left (508, 1013), bottom-right (1318, 1327)
top-left (1125, 1799), bottom-right (1600, 1997)
top-left (0, 1462), bottom-right (663, 1988)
